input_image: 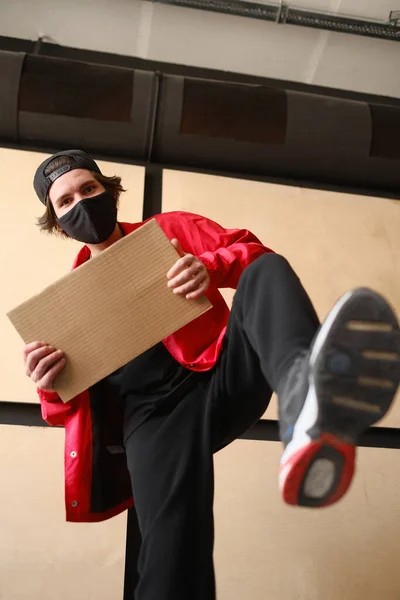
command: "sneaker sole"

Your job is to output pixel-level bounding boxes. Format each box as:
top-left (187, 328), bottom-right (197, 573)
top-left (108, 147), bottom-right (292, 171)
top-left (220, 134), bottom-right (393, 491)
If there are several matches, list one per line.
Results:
top-left (280, 288), bottom-right (400, 508)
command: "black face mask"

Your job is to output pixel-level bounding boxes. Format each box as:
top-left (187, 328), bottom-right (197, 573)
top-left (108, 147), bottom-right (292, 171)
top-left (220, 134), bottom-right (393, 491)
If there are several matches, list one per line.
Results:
top-left (56, 190), bottom-right (117, 244)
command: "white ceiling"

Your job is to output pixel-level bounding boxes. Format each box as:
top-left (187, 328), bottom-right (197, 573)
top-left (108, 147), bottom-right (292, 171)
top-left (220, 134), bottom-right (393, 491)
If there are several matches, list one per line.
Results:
top-left (0, 0), bottom-right (399, 99)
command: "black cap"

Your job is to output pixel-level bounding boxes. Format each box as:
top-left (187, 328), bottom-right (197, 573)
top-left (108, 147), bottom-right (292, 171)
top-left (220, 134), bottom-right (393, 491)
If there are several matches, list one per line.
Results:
top-left (33, 149), bottom-right (102, 205)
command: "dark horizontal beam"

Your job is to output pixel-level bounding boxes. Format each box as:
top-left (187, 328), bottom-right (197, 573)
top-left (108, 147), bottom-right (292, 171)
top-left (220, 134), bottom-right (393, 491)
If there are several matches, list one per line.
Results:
top-left (240, 419), bottom-right (400, 449)
top-left (1, 139), bottom-right (399, 204)
top-left (161, 162), bottom-right (400, 203)
top-left (0, 401), bottom-right (61, 428)
top-left (2, 401), bottom-right (400, 449)
top-left (1, 34), bottom-right (400, 109)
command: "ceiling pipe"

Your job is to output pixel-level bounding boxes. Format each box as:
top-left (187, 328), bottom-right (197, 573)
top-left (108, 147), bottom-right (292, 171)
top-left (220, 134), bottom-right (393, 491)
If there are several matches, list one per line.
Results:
top-left (150, 0), bottom-right (400, 42)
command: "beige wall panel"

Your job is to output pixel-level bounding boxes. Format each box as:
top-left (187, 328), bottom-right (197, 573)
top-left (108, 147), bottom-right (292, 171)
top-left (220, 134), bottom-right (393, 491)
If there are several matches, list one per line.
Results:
top-left (0, 425), bottom-right (127, 600)
top-left (0, 148), bottom-right (144, 404)
top-left (214, 440), bottom-right (400, 600)
top-left (162, 170), bottom-right (400, 427)
top-left (393, 252), bottom-right (400, 280)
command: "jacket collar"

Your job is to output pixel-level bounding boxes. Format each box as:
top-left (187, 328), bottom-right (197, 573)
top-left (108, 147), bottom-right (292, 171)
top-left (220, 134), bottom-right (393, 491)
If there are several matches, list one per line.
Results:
top-left (71, 221), bottom-right (140, 270)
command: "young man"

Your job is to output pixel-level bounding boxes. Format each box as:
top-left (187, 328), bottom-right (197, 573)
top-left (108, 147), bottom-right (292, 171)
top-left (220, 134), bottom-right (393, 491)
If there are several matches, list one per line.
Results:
top-left (25, 149), bottom-right (399, 600)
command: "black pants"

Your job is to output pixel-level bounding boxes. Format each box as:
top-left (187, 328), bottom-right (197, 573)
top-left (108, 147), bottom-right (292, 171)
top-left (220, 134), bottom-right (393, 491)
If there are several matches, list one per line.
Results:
top-left (125, 254), bottom-right (320, 600)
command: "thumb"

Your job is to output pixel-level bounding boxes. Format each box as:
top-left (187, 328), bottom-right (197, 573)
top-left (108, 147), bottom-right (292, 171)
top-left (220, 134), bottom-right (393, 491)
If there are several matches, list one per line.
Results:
top-left (171, 238), bottom-right (185, 257)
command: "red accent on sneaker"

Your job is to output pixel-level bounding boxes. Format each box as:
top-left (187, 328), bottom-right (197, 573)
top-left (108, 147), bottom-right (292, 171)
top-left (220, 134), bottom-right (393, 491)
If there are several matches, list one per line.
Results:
top-left (280, 433), bottom-right (356, 507)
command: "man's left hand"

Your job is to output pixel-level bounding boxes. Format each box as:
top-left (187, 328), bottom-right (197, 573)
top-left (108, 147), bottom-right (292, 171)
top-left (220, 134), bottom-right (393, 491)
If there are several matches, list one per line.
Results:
top-left (167, 239), bottom-right (210, 299)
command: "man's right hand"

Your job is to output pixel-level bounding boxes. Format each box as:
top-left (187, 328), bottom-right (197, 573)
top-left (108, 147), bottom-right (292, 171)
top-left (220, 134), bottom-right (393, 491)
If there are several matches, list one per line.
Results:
top-left (23, 341), bottom-right (66, 392)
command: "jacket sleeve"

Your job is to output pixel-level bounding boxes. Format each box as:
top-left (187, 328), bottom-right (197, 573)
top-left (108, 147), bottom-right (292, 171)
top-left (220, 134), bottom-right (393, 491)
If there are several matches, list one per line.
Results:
top-left (37, 388), bottom-right (76, 427)
top-left (171, 211), bottom-right (274, 289)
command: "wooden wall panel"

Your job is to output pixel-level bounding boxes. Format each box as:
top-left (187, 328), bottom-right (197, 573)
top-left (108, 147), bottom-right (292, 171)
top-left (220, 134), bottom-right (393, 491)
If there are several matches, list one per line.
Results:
top-left (0, 425), bottom-right (127, 600)
top-left (214, 440), bottom-right (400, 599)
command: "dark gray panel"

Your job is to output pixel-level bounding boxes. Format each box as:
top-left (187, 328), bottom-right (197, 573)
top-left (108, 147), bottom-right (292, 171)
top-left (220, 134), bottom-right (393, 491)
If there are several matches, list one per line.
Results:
top-left (154, 75), bottom-right (289, 173)
top-left (286, 92), bottom-right (372, 157)
top-left (18, 70), bottom-right (158, 159)
top-left (19, 113), bottom-right (138, 155)
top-left (154, 75), bottom-right (400, 192)
top-left (0, 51), bottom-right (24, 141)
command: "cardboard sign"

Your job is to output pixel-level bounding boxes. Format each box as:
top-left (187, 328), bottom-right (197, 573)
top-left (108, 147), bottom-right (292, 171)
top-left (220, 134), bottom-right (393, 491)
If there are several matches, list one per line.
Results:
top-left (7, 219), bottom-right (212, 402)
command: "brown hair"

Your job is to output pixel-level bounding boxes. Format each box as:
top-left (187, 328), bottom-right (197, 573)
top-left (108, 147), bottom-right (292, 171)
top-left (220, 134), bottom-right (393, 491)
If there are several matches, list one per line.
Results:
top-left (36, 155), bottom-right (126, 237)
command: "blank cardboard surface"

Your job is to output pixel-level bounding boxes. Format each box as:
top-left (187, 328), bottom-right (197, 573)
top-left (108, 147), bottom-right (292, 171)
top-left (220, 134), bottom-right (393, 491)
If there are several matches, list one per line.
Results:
top-left (162, 170), bottom-right (400, 427)
top-left (7, 219), bottom-right (211, 402)
top-left (0, 425), bottom-right (126, 600)
top-left (214, 440), bottom-right (400, 600)
top-left (0, 148), bottom-right (144, 403)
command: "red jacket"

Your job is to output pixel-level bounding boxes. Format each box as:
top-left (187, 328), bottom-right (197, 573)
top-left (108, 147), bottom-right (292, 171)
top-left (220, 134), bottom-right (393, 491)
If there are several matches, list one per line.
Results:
top-left (37, 211), bottom-right (272, 522)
